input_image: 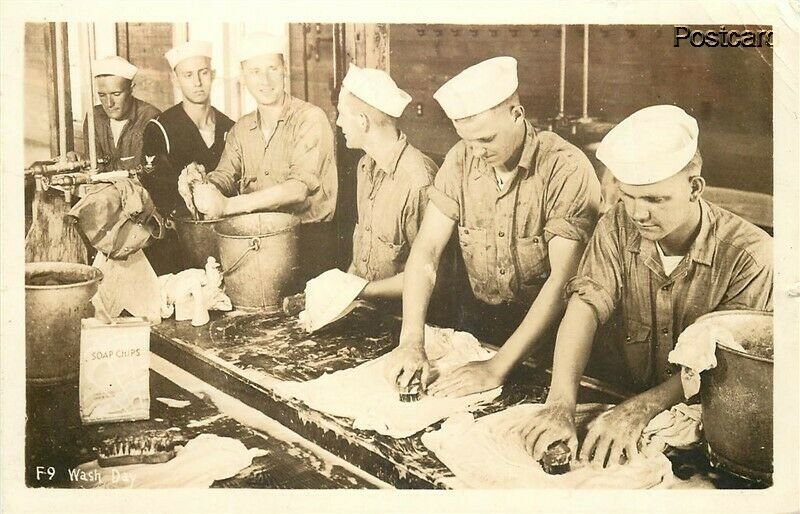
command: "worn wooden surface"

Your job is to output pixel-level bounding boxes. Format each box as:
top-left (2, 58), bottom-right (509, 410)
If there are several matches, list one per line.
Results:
top-left (26, 370), bottom-right (376, 489)
top-left (153, 305), bottom-right (767, 489)
top-left (149, 305), bottom-right (763, 489)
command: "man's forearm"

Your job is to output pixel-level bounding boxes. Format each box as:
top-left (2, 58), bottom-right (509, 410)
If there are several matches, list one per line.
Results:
top-left (546, 297), bottom-right (600, 408)
top-left (631, 373), bottom-right (685, 417)
top-left (361, 272), bottom-right (404, 301)
top-left (222, 180), bottom-right (308, 216)
top-left (399, 249), bottom-right (439, 348)
top-left (489, 275), bottom-right (569, 377)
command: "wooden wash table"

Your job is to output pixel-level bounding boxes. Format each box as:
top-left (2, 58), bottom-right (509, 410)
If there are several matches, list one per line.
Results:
top-left (148, 305), bottom-right (761, 489)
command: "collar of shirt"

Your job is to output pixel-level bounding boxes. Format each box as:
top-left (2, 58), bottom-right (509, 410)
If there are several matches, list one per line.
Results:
top-left (368, 132), bottom-right (409, 180)
top-left (626, 198), bottom-right (717, 268)
top-left (247, 94), bottom-right (293, 132)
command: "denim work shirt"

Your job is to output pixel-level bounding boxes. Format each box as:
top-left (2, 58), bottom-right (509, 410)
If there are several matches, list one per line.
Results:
top-left (567, 198), bottom-right (773, 390)
top-left (206, 95), bottom-right (337, 224)
top-left (429, 120), bottom-right (601, 306)
top-left (350, 133), bottom-right (438, 281)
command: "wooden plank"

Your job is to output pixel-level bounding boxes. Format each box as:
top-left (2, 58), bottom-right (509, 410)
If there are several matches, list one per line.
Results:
top-left (42, 23), bottom-right (59, 155)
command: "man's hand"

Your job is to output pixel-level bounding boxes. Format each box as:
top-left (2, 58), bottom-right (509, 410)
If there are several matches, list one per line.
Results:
top-left (427, 358), bottom-right (505, 398)
top-left (579, 398), bottom-right (653, 468)
top-left (192, 183), bottom-right (227, 219)
top-left (177, 162), bottom-right (207, 214)
top-left (383, 340), bottom-right (431, 392)
top-left (497, 400), bottom-right (578, 461)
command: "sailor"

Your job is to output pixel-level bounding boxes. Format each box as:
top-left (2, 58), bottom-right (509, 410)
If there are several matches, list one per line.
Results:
top-left (179, 32), bottom-right (338, 283)
top-left (384, 56), bottom-right (602, 396)
top-left (513, 105), bottom-right (773, 468)
top-left (140, 40), bottom-right (235, 274)
top-left (335, 64), bottom-right (439, 305)
top-left (83, 55), bottom-right (160, 170)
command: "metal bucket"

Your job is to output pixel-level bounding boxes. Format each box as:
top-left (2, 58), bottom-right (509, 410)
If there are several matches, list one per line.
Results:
top-left (214, 213), bottom-right (300, 312)
top-left (698, 310), bottom-right (773, 484)
top-left (25, 262), bottom-right (103, 385)
top-left (170, 215), bottom-right (222, 269)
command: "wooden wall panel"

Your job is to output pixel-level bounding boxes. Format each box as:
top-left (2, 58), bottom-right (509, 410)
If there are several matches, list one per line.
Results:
top-left (389, 24), bottom-right (772, 194)
top-left (24, 23), bottom-right (53, 163)
top-left (120, 22), bottom-right (175, 111)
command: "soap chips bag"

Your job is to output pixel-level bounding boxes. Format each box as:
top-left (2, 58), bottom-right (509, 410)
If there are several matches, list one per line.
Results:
top-left (79, 317), bottom-right (150, 424)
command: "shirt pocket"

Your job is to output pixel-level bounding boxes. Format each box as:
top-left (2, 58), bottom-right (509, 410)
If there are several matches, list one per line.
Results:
top-left (515, 234), bottom-right (549, 290)
top-left (457, 225), bottom-right (489, 297)
top-left (373, 235), bottom-right (407, 278)
top-left (621, 318), bottom-right (653, 387)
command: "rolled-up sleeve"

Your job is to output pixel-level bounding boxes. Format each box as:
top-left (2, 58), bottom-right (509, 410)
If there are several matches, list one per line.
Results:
top-left (402, 184), bottom-right (431, 247)
top-left (718, 240), bottom-right (774, 311)
top-left (429, 144), bottom-right (465, 222)
top-left (543, 151), bottom-right (602, 244)
top-left (286, 110), bottom-right (334, 194)
top-left (566, 215), bottom-right (623, 324)
top-left (206, 128), bottom-right (244, 196)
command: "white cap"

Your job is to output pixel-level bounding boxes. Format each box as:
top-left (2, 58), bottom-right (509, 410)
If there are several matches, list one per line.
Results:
top-left (92, 56), bottom-right (137, 80)
top-left (342, 64), bottom-right (412, 118)
top-left (433, 56), bottom-right (518, 120)
top-left (596, 105), bottom-right (699, 185)
top-left (299, 269), bottom-right (368, 333)
top-left (238, 32), bottom-right (284, 63)
top-left (165, 40), bottom-right (212, 70)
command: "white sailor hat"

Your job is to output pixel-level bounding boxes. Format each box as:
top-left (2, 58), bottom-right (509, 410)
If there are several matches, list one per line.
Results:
top-left (433, 56), bottom-right (518, 120)
top-left (165, 40), bottom-right (213, 70)
top-left (92, 56), bottom-right (138, 80)
top-left (342, 64), bottom-right (412, 118)
top-left (596, 105), bottom-right (699, 185)
top-left (238, 32), bottom-right (284, 63)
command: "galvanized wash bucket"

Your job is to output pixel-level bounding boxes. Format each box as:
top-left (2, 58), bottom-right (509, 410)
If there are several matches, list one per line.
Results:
top-left (25, 262), bottom-right (103, 385)
top-left (214, 213), bottom-right (300, 312)
top-left (698, 310), bottom-right (773, 484)
top-left (169, 215), bottom-right (222, 269)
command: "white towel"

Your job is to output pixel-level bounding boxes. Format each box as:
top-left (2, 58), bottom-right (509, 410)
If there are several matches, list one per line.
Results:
top-left (668, 322), bottom-right (744, 398)
top-left (74, 434), bottom-right (266, 488)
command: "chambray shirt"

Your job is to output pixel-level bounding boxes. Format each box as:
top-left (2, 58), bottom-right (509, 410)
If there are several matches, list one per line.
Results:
top-left (429, 120), bottom-right (601, 306)
top-left (350, 133), bottom-right (438, 281)
top-left (206, 95), bottom-right (337, 224)
top-left (568, 198), bottom-right (773, 390)
top-left (83, 98), bottom-right (161, 171)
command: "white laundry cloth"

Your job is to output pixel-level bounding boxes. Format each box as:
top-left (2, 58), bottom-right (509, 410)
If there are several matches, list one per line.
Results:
top-left (299, 269), bottom-right (368, 333)
top-left (272, 325), bottom-right (501, 438)
top-left (92, 250), bottom-right (161, 324)
top-left (668, 322), bottom-right (744, 398)
top-left (642, 403), bottom-right (703, 453)
top-left (158, 257), bottom-right (232, 327)
top-left (74, 434), bottom-right (266, 489)
top-left (422, 402), bottom-right (704, 489)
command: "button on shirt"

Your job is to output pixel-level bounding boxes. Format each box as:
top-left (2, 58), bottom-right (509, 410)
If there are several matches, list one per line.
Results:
top-left (350, 133), bottom-right (438, 281)
top-left (205, 95), bottom-right (337, 224)
top-left (568, 198), bottom-right (773, 391)
top-left (429, 120), bottom-right (601, 305)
